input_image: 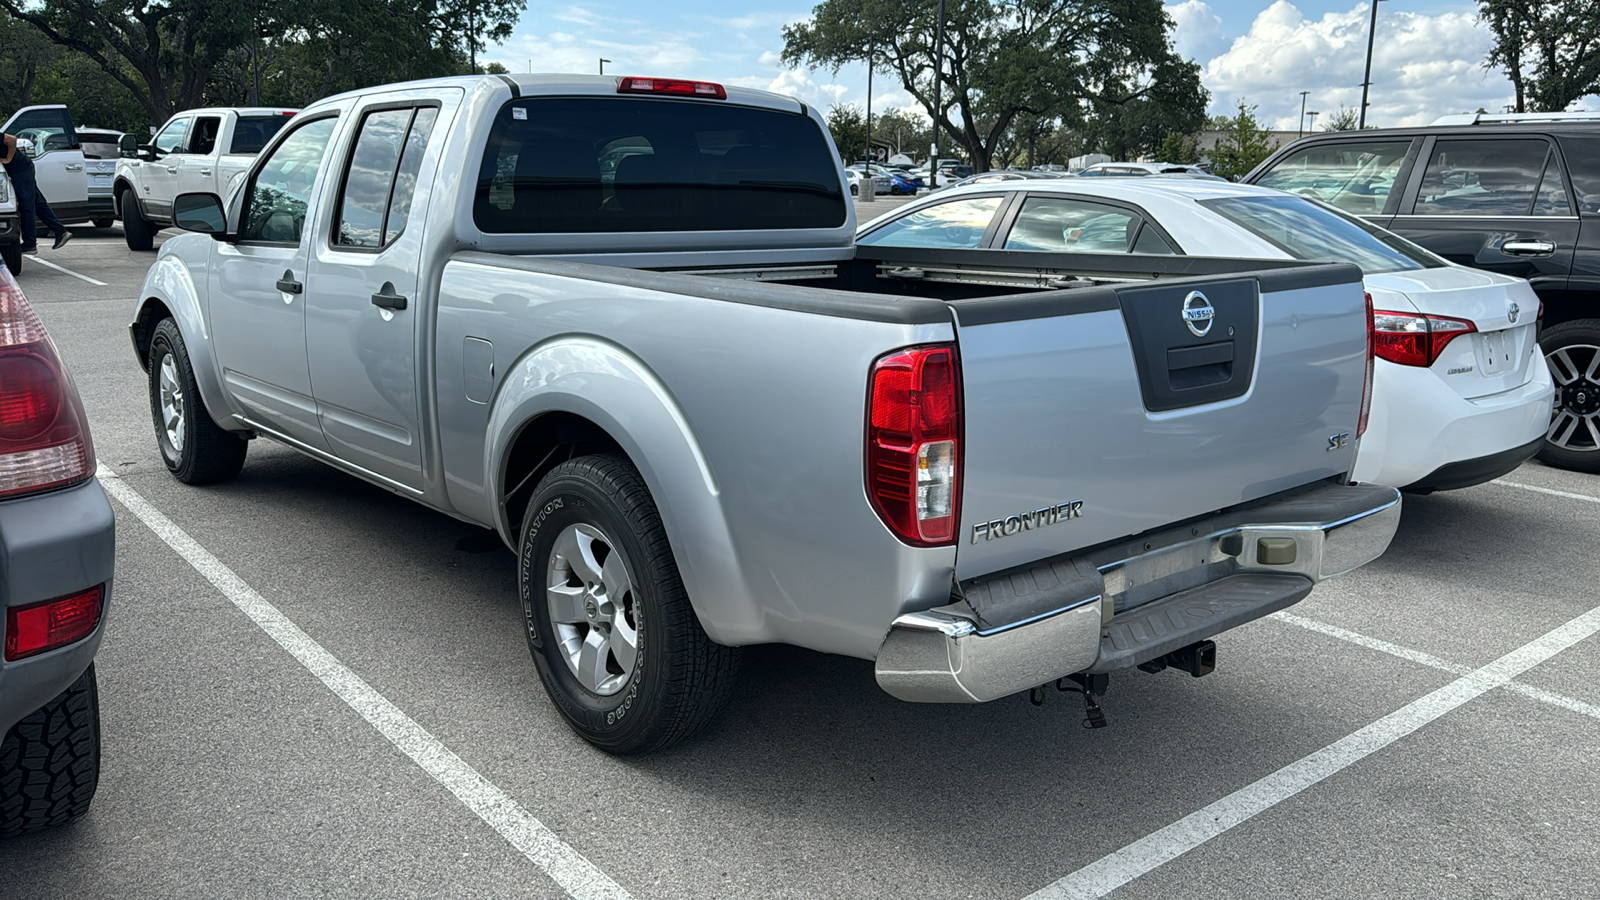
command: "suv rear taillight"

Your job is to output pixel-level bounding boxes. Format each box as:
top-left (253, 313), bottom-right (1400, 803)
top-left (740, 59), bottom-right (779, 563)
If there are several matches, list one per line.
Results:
top-left (1372, 308), bottom-right (1476, 368)
top-left (866, 344), bottom-right (961, 546)
top-left (0, 268), bottom-right (94, 499)
top-left (4, 585), bottom-right (103, 660)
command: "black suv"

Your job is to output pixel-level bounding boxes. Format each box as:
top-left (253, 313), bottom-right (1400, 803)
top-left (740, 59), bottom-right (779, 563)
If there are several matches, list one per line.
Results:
top-left (1245, 113), bottom-right (1600, 473)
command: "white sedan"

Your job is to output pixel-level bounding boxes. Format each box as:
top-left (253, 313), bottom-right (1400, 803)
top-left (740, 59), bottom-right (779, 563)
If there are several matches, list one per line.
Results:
top-left (857, 179), bottom-right (1555, 492)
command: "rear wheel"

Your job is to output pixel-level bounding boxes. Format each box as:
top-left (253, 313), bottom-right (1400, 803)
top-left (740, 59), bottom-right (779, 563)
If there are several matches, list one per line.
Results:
top-left (518, 453), bottom-right (739, 753)
top-left (121, 189), bottom-right (154, 251)
top-left (1, 241), bottom-right (19, 275)
top-left (0, 665), bottom-right (101, 837)
top-left (1539, 319), bottom-right (1600, 473)
top-left (148, 318), bottom-right (247, 483)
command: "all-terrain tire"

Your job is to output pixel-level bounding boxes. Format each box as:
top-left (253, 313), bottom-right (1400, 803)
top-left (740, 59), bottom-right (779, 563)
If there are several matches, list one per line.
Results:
top-left (121, 189), bottom-right (154, 251)
top-left (0, 665), bottom-right (101, 837)
top-left (519, 453), bottom-right (740, 754)
top-left (1538, 319), bottom-right (1600, 473)
top-left (148, 318), bottom-right (247, 484)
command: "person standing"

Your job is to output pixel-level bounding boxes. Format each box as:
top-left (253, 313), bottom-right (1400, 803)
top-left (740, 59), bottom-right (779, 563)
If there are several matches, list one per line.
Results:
top-left (1, 131), bottom-right (72, 253)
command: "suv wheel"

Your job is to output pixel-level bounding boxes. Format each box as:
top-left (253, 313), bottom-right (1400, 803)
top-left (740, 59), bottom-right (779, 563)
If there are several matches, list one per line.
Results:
top-left (1, 241), bottom-right (19, 276)
top-left (0, 665), bottom-right (101, 836)
top-left (1539, 320), bottom-right (1600, 473)
top-left (121, 188), bottom-right (155, 251)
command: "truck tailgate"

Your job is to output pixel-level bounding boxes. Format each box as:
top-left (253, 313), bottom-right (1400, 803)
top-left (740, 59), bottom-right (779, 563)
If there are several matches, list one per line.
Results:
top-left (949, 264), bottom-right (1368, 579)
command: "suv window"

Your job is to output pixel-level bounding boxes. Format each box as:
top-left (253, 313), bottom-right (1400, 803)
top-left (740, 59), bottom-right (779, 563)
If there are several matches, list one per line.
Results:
top-left (1203, 195), bottom-right (1446, 274)
top-left (1002, 196), bottom-right (1173, 254)
top-left (334, 106), bottom-right (438, 249)
top-left (856, 195), bottom-right (1004, 249)
top-left (474, 97), bottom-right (845, 233)
top-left (1558, 137), bottom-right (1600, 214)
top-left (240, 116), bottom-right (339, 244)
top-left (1254, 140), bottom-right (1410, 215)
top-left (154, 118), bottom-right (189, 155)
top-left (1413, 138), bottom-right (1552, 216)
top-left (189, 116), bottom-right (222, 155)
top-left (229, 115), bottom-right (293, 155)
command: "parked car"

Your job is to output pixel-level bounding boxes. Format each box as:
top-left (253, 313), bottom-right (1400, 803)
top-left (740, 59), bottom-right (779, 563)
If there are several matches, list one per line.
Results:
top-left (1080, 162), bottom-right (1209, 177)
top-left (2, 106), bottom-right (95, 227)
top-left (75, 128), bottom-right (125, 161)
top-left (0, 172), bottom-right (18, 275)
top-left (1244, 111), bottom-right (1600, 471)
top-left (0, 265), bottom-right (115, 836)
top-left (844, 164), bottom-right (891, 195)
top-left (938, 170), bottom-right (1065, 190)
top-left (116, 106), bottom-right (297, 250)
top-left (886, 170), bottom-right (921, 194)
top-left (857, 179), bottom-right (1555, 492)
top-left (135, 73), bottom-right (1397, 753)
top-left (1033, 164), bottom-right (1069, 173)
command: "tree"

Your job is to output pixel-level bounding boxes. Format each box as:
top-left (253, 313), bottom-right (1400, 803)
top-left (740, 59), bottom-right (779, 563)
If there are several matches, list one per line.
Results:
top-left (1157, 131), bottom-right (1199, 164)
top-left (1321, 106), bottom-right (1360, 131)
top-left (825, 103), bottom-right (868, 161)
top-left (1479, 0), bottom-right (1600, 112)
top-left (0, 17), bottom-right (61, 111)
top-left (783, 0), bottom-right (1202, 172)
top-left (1078, 56), bottom-right (1207, 160)
top-left (1207, 100), bottom-right (1276, 181)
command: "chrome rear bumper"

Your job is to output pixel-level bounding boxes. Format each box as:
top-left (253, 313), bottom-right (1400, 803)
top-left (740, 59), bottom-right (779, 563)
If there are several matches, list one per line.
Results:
top-left (874, 483), bottom-right (1401, 703)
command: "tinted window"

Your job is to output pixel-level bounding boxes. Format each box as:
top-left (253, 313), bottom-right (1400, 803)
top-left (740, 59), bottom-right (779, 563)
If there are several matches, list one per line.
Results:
top-left (1002, 196), bottom-right (1157, 254)
top-left (1558, 137), bottom-right (1600, 214)
top-left (475, 97), bottom-right (846, 233)
top-left (241, 116), bottom-right (338, 244)
top-left (229, 115), bottom-right (293, 155)
top-left (1203, 195), bottom-right (1446, 274)
top-left (1254, 140), bottom-right (1410, 215)
top-left (1533, 152), bottom-right (1572, 216)
top-left (4, 108), bottom-right (73, 145)
top-left (190, 116), bottom-right (222, 155)
top-left (856, 196), bottom-right (1004, 248)
top-left (386, 107), bottom-right (437, 244)
top-left (1413, 139), bottom-right (1550, 216)
top-left (336, 109), bottom-right (412, 248)
top-left (155, 118), bottom-right (188, 155)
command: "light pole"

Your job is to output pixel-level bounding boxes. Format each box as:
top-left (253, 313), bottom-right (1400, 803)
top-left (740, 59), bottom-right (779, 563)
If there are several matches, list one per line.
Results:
top-left (1298, 91), bottom-right (1310, 137)
top-left (929, 0), bottom-right (946, 189)
top-left (599, 58), bottom-right (610, 75)
top-left (1359, 0), bottom-right (1386, 129)
top-left (861, 50), bottom-right (876, 203)
top-left (1307, 111), bottom-right (1320, 133)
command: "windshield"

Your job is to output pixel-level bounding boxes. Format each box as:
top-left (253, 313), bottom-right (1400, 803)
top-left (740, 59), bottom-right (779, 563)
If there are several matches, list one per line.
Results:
top-left (1201, 195), bottom-right (1446, 274)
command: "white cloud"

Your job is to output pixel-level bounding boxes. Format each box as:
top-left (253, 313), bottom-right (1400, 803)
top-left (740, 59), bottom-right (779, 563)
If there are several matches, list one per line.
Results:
top-left (1166, 0), bottom-right (1229, 65)
top-left (1193, 1), bottom-right (1513, 129)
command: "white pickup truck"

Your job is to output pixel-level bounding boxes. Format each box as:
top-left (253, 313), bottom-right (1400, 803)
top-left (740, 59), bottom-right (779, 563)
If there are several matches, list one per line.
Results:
top-left (115, 107), bottom-right (296, 250)
top-left (131, 74), bottom-right (1400, 753)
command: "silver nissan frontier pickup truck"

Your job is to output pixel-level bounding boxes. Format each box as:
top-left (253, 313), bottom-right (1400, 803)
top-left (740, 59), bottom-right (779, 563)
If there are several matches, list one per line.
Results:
top-left (128, 74), bottom-right (1400, 753)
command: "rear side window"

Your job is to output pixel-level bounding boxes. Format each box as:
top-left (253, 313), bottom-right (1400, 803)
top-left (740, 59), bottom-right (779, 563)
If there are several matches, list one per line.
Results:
top-left (189, 116), bottom-right (221, 155)
top-left (474, 97), bottom-right (846, 233)
top-left (856, 196), bottom-right (1004, 249)
top-left (1558, 137), bottom-right (1600, 214)
top-left (1002, 196), bottom-right (1173, 254)
top-left (1203, 195), bottom-right (1445, 275)
top-left (229, 115), bottom-right (293, 155)
top-left (1413, 139), bottom-right (1552, 216)
top-left (334, 106), bottom-right (438, 249)
top-left (1253, 140), bottom-right (1410, 215)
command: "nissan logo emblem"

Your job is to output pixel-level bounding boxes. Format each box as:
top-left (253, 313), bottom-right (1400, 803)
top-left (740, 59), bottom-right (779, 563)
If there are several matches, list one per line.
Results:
top-left (1183, 291), bottom-right (1215, 338)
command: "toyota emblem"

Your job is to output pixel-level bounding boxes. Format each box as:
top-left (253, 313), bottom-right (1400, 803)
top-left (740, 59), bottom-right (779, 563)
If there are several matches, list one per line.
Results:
top-left (1508, 302), bottom-right (1520, 324)
top-left (1182, 291), bottom-right (1215, 338)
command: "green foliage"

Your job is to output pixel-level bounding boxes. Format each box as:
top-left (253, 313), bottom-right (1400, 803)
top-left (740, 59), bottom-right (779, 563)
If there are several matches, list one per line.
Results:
top-left (0, 0), bottom-right (526, 122)
top-left (1321, 106), bottom-right (1359, 132)
top-left (783, 0), bottom-right (1206, 171)
top-left (1480, 0), bottom-right (1600, 112)
top-left (1079, 56), bottom-right (1207, 160)
top-left (1157, 130), bottom-right (1199, 164)
top-left (826, 103), bottom-right (869, 161)
top-left (1207, 100), bottom-right (1276, 181)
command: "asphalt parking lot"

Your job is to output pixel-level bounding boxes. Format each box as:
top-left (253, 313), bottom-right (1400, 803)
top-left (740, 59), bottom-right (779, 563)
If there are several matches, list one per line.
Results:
top-left (3, 215), bottom-right (1598, 899)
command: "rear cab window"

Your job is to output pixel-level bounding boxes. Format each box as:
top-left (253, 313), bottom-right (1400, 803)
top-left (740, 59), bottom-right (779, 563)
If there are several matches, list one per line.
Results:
top-left (229, 115), bottom-right (294, 155)
top-left (1253, 140), bottom-right (1412, 215)
top-left (1203, 194), bottom-right (1446, 275)
top-left (474, 97), bottom-right (846, 233)
top-left (333, 105), bottom-right (439, 249)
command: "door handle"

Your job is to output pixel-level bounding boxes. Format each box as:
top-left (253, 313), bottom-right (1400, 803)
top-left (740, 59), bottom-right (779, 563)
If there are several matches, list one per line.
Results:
top-left (275, 270), bottom-right (302, 294)
top-left (1501, 239), bottom-right (1556, 257)
top-left (370, 282), bottom-right (408, 311)
top-left (64, 164), bottom-right (83, 171)
top-left (199, 168), bottom-right (212, 176)
top-left (166, 165), bottom-right (179, 174)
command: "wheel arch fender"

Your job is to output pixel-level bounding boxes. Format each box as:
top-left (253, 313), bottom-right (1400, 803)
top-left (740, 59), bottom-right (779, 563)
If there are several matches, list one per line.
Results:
top-left (130, 255), bottom-right (238, 433)
top-left (486, 337), bottom-right (761, 646)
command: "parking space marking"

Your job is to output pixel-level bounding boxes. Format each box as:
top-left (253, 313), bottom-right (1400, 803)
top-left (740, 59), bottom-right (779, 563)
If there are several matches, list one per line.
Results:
top-left (96, 467), bottom-right (633, 900)
top-left (1274, 611), bottom-right (1600, 724)
top-left (24, 255), bottom-right (109, 286)
top-left (1492, 479), bottom-right (1600, 504)
top-left (1025, 601), bottom-right (1600, 900)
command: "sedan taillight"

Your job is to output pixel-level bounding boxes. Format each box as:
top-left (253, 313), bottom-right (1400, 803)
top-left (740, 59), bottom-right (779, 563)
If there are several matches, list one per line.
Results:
top-left (1372, 308), bottom-right (1476, 368)
top-left (866, 344), bottom-right (962, 546)
top-left (0, 268), bottom-right (95, 499)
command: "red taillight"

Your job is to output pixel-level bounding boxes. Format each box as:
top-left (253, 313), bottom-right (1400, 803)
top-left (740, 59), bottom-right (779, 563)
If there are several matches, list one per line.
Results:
top-left (616, 77), bottom-right (727, 100)
top-left (0, 268), bottom-right (94, 499)
top-left (1372, 308), bottom-right (1476, 368)
top-left (1360, 293), bottom-right (1374, 438)
top-left (867, 344), bottom-right (961, 546)
top-left (4, 585), bottom-right (103, 661)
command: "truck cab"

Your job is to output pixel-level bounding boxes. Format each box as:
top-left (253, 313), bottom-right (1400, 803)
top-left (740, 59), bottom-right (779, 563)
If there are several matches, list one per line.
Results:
top-left (1, 105), bottom-right (92, 226)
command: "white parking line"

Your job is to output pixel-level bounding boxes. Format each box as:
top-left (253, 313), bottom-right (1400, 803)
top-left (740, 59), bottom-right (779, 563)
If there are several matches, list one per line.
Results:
top-left (24, 255), bottom-right (109, 286)
top-left (1492, 479), bottom-right (1600, 504)
top-left (1025, 601), bottom-right (1600, 900)
top-left (96, 466), bottom-right (632, 900)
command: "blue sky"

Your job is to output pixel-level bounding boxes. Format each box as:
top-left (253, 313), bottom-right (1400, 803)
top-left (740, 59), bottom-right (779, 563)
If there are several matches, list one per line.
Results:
top-left (483, 1), bottom-right (1570, 132)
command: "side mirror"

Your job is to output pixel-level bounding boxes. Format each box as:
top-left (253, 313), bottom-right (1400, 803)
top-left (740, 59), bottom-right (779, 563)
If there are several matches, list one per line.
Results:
top-left (16, 138), bottom-right (37, 159)
top-left (117, 134), bottom-right (139, 155)
top-left (173, 192), bottom-right (229, 238)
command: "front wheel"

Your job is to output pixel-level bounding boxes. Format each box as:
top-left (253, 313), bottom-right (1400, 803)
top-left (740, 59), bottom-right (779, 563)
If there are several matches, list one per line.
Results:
top-left (148, 319), bottom-right (247, 484)
top-left (1, 240), bottom-right (19, 275)
top-left (0, 665), bottom-right (100, 836)
top-left (121, 189), bottom-right (154, 251)
top-left (518, 454), bottom-right (739, 753)
top-left (1539, 319), bottom-right (1600, 473)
